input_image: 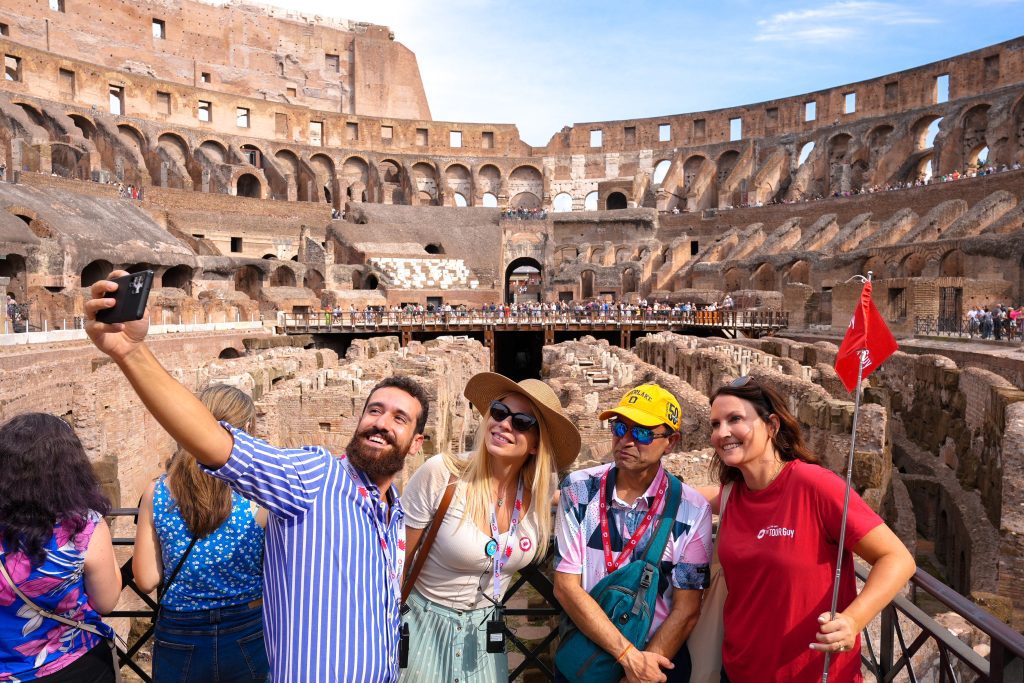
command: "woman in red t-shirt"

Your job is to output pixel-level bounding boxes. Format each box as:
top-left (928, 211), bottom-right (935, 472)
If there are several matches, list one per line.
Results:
top-left (699, 377), bottom-right (915, 683)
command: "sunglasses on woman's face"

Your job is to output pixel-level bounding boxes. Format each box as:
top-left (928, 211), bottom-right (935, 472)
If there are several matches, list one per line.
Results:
top-left (489, 401), bottom-right (538, 432)
top-left (609, 420), bottom-right (673, 446)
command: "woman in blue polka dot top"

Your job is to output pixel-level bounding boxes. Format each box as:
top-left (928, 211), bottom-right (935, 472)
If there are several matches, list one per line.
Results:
top-left (133, 384), bottom-right (269, 683)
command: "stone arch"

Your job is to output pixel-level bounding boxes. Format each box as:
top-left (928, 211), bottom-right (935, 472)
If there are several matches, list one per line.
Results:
top-left (157, 132), bottom-right (190, 161)
top-left (786, 260), bottom-right (810, 285)
top-left (50, 142), bottom-right (87, 179)
top-left (117, 123), bottom-right (148, 151)
top-left (615, 246), bottom-right (633, 263)
top-left (797, 141), bottom-right (815, 167)
top-left (652, 159), bottom-right (672, 185)
top-left (451, 193), bottom-right (468, 207)
top-left (236, 173), bottom-right (261, 198)
top-left (509, 165), bottom-right (543, 204)
top-left (481, 192), bottom-right (498, 207)
top-left (584, 191), bottom-right (599, 211)
top-left (81, 260), bottom-right (113, 287)
top-left (751, 263), bottom-right (776, 290)
top-left (557, 246), bottom-right (577, 264)
top-left (161, 264), bottom-right (193, 293)
top-left (234, 265), bottom-right (262, 299)
top-left (915, 153), bottom-right (935, 182)
top-left (862, 255), bottom-right (887, 278)
top-left (606, 192), bottom-right (627, 210)
top-left (304, 268), bottom-right (324, 295)
top-left (622, 267), bottom-right (639, 294)
top-left (716, 150), bottom-right (740, 183)
top-left (724, 267), bottom-right (745, 292)
top-left (0, 254), bottom-right (27, 301)
top-left (377, 158), bottom-right (403, 204)
top-left (269, 265), bottom-right (296, 287)
top-left (15, 102), bottom-right (46, 130)
top-left (552, 192), bottom-right (573, 212)
top-left (218, 347), bottom-right (241, 360)
top-left (510, 192), bottom-right (541, 209)
top-left (445, 163), bottom-right (471, 205)
top-left (580, 269), bottom-right (596, 299)
top-left (939, 249), bottom-right (964, 277)
top-left (900, 252), bottom-right (926, 278)
top-left (411, 162), bottom-right (438, 205)
top-left (960, 104), bottom-right (991, 165)
top-left (198, 139), bottom-right (228, 164)
top-left (1013, 95), bottom-right (1024, 159)
top-left (912, 115), bottom-right (943, 151)
top-left (310, 153), bottom-right (335, 203)
top-left (425, 243), bottom-right (444, 255)
top-left (590, 247), bottom-right (605, 264)
top-left (68, 114), bottom-right (97, 140)
top-left (342, 156), bottom-right (369, 202)
top-left (505, 256), bottom-right (542, 304)
top-left (478, 164), bottom-right (501, 195)
top-left (682, 155), bottom-right (707, 190)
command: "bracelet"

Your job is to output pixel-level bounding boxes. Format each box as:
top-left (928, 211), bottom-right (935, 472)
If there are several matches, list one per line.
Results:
top-left (615, 643), bottom-right (634, 663)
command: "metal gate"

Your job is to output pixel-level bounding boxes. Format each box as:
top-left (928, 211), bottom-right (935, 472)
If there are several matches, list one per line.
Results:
top-left (938, 287), bottom-right (963, 333)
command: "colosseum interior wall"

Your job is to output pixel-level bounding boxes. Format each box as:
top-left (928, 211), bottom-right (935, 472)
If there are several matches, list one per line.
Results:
top-left (0, 0), bottom-right (1022, 636)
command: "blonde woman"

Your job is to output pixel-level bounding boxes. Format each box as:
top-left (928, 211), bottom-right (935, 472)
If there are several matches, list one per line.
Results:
top-left (133, 385), bottom-right (269, 683)
top-left (401, 372), bottom-right (581, 682)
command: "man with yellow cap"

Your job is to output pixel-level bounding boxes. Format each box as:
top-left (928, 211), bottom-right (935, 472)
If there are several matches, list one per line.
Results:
top-left (553, 384), bottom-right (712, 683)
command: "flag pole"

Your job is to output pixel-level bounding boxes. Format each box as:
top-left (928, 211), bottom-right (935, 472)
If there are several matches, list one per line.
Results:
top-left (822, 271), bottom-right (872, 682)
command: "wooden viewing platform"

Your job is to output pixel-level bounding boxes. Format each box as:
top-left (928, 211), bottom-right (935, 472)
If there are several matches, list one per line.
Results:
top-left (277, 309), bottom-right (789, 346)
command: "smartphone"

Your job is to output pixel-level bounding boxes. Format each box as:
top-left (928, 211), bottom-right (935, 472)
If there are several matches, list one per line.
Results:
top-left (96, 270), bottom-right (153, 324)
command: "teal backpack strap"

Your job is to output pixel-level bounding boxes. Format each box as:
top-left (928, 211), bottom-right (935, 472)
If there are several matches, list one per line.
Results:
top-left (643, 474), bottom-right (682, 566)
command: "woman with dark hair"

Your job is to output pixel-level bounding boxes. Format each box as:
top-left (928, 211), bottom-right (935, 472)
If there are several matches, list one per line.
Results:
top-left (0, 413), bottom-right (122, 682)
top-left (701, 377), bottom-right (915, 683)
top-left (133, 385), bottom-right (268, 683)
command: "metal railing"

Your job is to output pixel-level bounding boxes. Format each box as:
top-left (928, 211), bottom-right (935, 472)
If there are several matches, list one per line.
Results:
top-left (915, 316), bottom-right (1022, 342)
top-left (103, 511), bottom-right (1023, 682)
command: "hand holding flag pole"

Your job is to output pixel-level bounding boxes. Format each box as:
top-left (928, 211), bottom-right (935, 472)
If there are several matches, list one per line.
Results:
top-left (822, 272), bottom-right (898, 682)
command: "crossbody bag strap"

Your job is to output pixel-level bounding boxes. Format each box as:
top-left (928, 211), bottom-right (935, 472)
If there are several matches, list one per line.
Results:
top-left (0, 554), bottom-right (107, 639)
top-left (157, 534), bottom-right (198, 609)
top-left (401, 473), bottom-right (457, 604)
top-left (711, 482), bottom-right (734, 564)
top-left (642, 474), bottom-right (682, 567)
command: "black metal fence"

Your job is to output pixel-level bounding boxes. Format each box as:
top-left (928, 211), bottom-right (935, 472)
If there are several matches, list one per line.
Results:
top-left (107, 511), bottom-right (1024, 682)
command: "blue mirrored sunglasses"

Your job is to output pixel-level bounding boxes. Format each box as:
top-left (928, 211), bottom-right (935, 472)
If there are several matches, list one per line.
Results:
top-left (609, 420), bottom-right (673, 445)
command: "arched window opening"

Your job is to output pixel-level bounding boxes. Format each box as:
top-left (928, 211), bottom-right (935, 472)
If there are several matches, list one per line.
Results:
top-left (606, 192), bottom-right (627, 210)
top-left (797, 142), bottom-right (815, 166)
top-left (481, 193), bottom-right (498, 207)
top-left (652, 160), bottom-right (671, 185)
top-left (236, 173), bottom-right (261, 198)
top-left (552, 193), bottom-right (573, 212)
top-left (584, 192), bottom-right (598, 211)
top-left (81, 260), bottom-right (113, 287)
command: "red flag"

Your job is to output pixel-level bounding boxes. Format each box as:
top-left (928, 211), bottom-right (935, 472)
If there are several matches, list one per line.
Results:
top-left (834, 281), bottom-right (898, 392)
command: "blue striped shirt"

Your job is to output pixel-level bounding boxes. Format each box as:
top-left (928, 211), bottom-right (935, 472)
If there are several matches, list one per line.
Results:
top-left (205, 425), bottom-right (404, 682)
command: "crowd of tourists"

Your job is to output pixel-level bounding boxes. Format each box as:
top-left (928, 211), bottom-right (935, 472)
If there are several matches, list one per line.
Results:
top-left (312, 297), bottom-right (738, 328)
top-left (668, 161), bottom-right (1023, 213)
top-left (501, 207), bottom-right (549, 220)
top-left (966, 303), bottom-right (1024, 340)
top-left (0, 269), bottom-right (917, 682)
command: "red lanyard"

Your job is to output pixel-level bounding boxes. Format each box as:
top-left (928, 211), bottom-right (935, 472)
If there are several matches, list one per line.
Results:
top-left (341, 457), bottom-right (406, 596)
top-left (599, 467), bottom-right (668, 574)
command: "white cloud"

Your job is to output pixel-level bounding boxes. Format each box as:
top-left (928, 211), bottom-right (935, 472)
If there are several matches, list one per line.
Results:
top-left (755, 2), bottom-right (939, 43)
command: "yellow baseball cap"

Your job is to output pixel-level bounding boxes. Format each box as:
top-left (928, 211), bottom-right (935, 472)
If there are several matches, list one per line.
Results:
top-left (599, 384), bottom-right (682, 432)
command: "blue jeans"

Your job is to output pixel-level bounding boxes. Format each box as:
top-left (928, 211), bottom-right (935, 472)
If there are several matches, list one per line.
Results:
top-left (154, 601), bottom-right (269, 683)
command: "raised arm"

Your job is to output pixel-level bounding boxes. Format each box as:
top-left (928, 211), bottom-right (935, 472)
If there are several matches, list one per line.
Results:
top-left (84, 272), bottom-right (232, 468)
top-left (132, 481), bottom-right (163, 595)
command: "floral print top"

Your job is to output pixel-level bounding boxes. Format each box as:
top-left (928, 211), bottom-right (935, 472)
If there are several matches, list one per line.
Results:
top-left (0, 511), bottom-right (113, 682)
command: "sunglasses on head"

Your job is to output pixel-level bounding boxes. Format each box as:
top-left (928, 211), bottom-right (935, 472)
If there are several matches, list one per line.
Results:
top-left (730, 375), bottom-right (751, 387)
top-left (489, 400), bottom-right (538, 432)
top-left (609, 420), bottom-right (673, 446)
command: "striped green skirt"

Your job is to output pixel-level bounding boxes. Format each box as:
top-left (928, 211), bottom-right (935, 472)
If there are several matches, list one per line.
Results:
top-left (399, 589), bottom-right (508, 683)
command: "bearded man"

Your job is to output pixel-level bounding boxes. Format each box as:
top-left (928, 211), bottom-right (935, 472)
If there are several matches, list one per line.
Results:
top-left (84, 270), bottom-right (428, 683)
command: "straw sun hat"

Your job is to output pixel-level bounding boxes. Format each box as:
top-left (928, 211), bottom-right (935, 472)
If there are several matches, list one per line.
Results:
top-left (464, 372), bottom-right (581, 470)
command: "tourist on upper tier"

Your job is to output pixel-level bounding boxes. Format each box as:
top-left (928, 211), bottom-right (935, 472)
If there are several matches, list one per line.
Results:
top-left (84, 270), bottom-right (429, 683)
top-left (400, 372), bottom-right (580, 682)
top-left (133, 384), bottom-right (269, 683)
top-left (699, 377), bottom-right (915, 683)
top-left (554, 384), bottom-right (711, 683)
top-left (0, 413), bottom-right (122, 682)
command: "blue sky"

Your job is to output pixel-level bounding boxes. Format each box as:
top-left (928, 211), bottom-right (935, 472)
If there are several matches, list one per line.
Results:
top-left (260, 0), bottom-right (1024, 146)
